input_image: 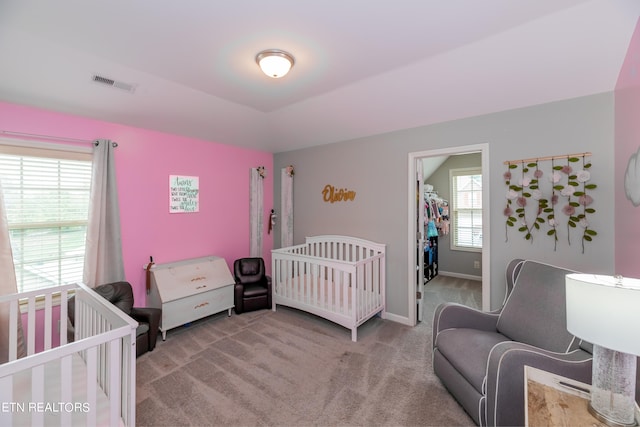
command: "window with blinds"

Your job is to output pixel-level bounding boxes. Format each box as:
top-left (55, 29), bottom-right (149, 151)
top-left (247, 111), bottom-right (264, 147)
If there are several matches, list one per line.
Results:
top-left (450, 167), bottom-right (482, 250)
top-left (0, 144), bottom-right (92, 293)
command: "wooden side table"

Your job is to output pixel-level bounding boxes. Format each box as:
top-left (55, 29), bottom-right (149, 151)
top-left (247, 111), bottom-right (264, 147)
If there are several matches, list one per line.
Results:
top-left (524, 366), bottom-right (640, 426)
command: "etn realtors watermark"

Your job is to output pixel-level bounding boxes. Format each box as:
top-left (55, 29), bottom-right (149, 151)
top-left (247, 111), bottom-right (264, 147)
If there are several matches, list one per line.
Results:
top-left (1, 401), bottom-right (90, 413)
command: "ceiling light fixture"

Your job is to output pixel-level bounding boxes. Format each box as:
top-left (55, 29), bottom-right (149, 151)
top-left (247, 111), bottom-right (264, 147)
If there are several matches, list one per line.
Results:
top-left (255, 49), bottom-right (295, 78)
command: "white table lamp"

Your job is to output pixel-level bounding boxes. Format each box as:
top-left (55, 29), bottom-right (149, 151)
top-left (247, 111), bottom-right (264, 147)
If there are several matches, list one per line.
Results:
top-left (566, 273), bottom-right (640, 426)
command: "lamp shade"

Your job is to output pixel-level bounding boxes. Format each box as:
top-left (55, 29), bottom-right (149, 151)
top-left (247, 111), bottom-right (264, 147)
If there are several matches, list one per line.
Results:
top-left (565, 273), bottom-right (640, 356)
top-left (256, 49), bottom-right (294, 78)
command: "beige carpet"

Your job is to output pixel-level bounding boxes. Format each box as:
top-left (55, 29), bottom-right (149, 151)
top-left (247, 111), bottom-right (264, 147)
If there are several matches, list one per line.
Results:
top-left (136, 278), bottom-right (477, 426)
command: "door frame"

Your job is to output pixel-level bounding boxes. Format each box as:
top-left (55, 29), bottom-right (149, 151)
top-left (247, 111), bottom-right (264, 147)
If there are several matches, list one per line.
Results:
top-left (407, 143), bottom-right (490, 325)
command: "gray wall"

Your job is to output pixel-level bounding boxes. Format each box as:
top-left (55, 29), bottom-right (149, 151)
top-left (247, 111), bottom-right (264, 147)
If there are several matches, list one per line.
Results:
top-left (425, 152), bottom-right (482, 277)
top-left (273, 93), bottom-right (615, 321)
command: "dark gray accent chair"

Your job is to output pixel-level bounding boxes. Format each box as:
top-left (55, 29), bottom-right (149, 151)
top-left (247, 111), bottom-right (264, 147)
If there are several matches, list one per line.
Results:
top-left (68, 281), bottom-right (161, 357)
top-left (433, 260), bottom-right (593, 426)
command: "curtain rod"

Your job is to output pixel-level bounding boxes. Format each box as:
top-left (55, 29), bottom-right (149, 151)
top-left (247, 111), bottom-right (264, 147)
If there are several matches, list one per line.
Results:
top-left (0, 130), bottom-right (117, 147)
top-left (503, 152), bottom-right (592, 165)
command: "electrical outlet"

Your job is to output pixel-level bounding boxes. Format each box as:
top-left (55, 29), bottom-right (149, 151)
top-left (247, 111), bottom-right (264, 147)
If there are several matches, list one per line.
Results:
top-left (474, 260), bottom-right (480, 269)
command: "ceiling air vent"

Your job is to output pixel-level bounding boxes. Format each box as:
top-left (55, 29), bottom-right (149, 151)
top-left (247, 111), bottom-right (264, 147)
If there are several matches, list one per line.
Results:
top-left (91, 74), bottom-right (137, 93)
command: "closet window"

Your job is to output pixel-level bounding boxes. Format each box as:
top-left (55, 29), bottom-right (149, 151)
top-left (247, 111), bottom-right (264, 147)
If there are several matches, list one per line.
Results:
top-left (0, 143), bottom-right (92, 293)
top-left (450, 167), bottom-right (482, 251)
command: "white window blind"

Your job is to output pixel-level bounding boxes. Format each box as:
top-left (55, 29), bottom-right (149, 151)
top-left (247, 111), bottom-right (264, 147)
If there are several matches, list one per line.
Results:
top-left (450, 167), bottom-right (482, 250)
top-left (0, 144), bottom-right (92, 293)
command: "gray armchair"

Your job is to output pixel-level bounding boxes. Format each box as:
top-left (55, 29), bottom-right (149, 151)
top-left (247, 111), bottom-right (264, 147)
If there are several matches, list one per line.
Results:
top-left (432, 260), bottom-right (592, 426)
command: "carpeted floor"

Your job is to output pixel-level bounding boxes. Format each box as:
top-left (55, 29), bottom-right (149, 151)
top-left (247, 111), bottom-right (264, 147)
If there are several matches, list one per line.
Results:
top-left (135, 275), bottom-right (479, 426)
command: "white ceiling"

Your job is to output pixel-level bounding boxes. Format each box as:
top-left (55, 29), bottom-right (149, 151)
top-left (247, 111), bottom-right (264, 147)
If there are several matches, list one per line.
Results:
top-left (0, 0), bottom-right (638, 153)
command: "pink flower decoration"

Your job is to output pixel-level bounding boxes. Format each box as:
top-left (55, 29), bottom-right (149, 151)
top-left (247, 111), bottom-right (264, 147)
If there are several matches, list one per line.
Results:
top-left (550, 172), bottom-right (562, 183)
top-left (517, 197), bottom-right (527, 207)
top-left (562, 204), bottom-right (575, 216)
top-left (578, 194), bottom-right (594, 206)
top-left (533, 169), bottom-right (543, 178)
top-left (504, 206), bottom-right (513, 217)
top-left (503, 171), bottom-right (512, 181)
top-left (551, 194), bottom-right (559, 205)
top-left (561, 165), bottom-right (573, 175)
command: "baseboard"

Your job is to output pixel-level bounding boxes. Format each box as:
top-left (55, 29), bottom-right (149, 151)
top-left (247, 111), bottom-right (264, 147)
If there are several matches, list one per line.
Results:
top-left (382, 311), bottom-right (412, 326)
top-left (438, 271), bottom-right (482, 282)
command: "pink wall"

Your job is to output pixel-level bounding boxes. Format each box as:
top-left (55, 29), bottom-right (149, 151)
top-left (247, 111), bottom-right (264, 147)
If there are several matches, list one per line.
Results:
top-left (0, 101), bottom-right (273, 306)
top-left (20, 307), bottom-right (62, 350)
top-left (615, 18), bottom-right (640, 277)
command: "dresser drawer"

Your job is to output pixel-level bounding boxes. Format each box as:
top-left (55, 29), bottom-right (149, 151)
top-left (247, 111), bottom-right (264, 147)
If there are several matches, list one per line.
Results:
top-left (161, 285), bottom-right (234, 332)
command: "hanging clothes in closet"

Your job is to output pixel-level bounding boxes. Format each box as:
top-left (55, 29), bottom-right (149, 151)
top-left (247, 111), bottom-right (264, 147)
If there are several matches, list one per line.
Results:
top-left (423, 189), bottom-right (449, 282)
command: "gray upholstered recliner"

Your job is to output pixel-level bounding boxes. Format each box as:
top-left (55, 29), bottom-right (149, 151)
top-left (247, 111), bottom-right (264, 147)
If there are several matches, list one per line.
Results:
top-left (432, 260), bottom-right (593, 426)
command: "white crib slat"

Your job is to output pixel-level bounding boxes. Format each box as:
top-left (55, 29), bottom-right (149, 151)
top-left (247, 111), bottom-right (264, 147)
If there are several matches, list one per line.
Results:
top-left (311, 262), bottom-right (317, 306)
top-left (109, 339), bottom-right (122, 427)
top-left (356, 263), bottom-right (363, 320)
top-left (44, 293), bottom-right (52, 351)
top-left (101, 319), bottom-right (108, 389)
top-left (0, 375), bottom-right (13, 426)
top-left (331, 266), bottom-right (336, 309)
top-left (336, 271), bottom-right (343, 314)
top-left (60, 354), bottom-right (72, 426)
top-left (367, 260), bottom-right (373, 314)
top-left (375, 257), bottom-right (381, 305)
top-left (86, 346), bottom-right (97, 427)
top-left (60, 289), bottom-right (68, 346)
top-left (319, 264), bottom-right (325, 309)
top-left (343, 271), bottom-right (349, 316)
top-left (31, 364), bottom-right (45, 426)
top-left (27, 296), bottom-right (36, 356)
top-left (285, 259), bottom-right (289, 299)
top-left (9, 300), bottom-right (18, 361)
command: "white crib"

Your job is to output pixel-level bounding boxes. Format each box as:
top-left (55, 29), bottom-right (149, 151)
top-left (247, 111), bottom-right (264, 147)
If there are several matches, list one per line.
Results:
top-left (0, 282), bottom-right (137, 426)
top-left (272, 235), bottom-right (386, 342)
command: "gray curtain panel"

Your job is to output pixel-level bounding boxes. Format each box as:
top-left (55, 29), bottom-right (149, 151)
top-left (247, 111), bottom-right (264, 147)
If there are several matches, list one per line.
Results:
top-left (0, 179), bottom-right (26, 363)
top-left (83, 139), bottom-right (125, 287)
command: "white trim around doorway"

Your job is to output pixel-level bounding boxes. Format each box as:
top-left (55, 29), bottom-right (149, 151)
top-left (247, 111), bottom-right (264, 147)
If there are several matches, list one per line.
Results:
top-left (407, 143), bottom-right (490, 327)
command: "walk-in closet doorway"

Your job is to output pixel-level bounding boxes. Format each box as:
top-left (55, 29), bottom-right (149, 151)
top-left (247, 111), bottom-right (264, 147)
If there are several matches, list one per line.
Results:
top-left (407, 143), bottom-right (490, 325)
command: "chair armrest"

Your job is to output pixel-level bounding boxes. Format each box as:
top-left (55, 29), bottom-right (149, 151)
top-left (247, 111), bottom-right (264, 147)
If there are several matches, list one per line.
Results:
top-left (130, 307), bottom-right (162, 351)
top-left (433, 302), bottom-right (499, 348)
top-left (234, 283), bottom-right (245, 314)
top-left (485, 341), bottom-right (592, 427)
top-left (266, 275), bottom-right (272, 306)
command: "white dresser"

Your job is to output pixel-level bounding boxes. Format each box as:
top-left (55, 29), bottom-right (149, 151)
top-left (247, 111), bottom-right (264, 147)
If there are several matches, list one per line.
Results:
top-left (146, 256), bottom-right (235, 340)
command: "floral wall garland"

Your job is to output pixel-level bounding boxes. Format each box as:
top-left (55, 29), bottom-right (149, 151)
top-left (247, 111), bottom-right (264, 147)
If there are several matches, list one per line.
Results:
top-left (503, 152), bottom-right (597, 253)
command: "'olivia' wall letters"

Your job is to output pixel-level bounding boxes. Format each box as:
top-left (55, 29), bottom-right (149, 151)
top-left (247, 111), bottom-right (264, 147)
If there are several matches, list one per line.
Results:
top-left (322, 184), bottom-right (356, 203)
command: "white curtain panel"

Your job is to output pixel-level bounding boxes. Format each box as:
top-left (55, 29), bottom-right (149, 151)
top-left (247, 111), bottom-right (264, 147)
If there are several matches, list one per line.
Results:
top-left (281, 167), bottom-right (294, 247)
top-left (83, 139), bottom-right (125, 287)
top-left (0, 180), bottom-right (25, 363)
top-left (250, 168), bottom-right (264, 257)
